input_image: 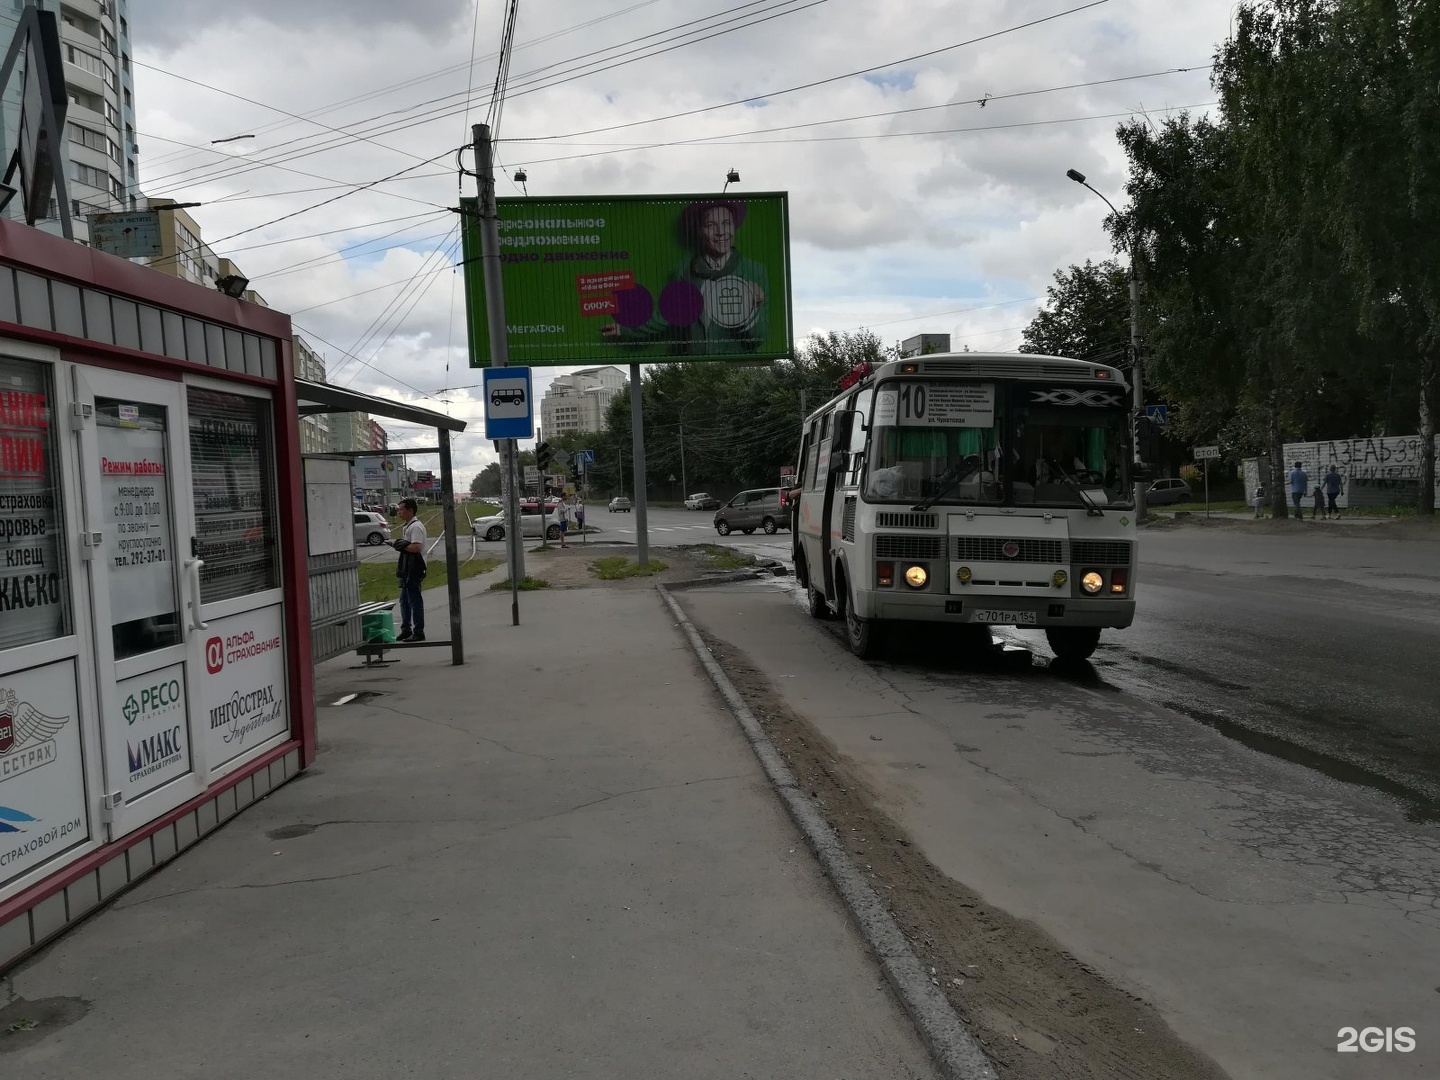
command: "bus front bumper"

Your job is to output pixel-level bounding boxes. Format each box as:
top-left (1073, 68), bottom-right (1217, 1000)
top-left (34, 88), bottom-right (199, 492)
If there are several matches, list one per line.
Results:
top-left (863, 591), bottom-right (1135, 629)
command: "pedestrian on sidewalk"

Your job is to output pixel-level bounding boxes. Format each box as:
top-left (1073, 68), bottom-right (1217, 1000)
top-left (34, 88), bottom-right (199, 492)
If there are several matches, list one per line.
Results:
top-left (1253, 481), bottom-right (1267, 518)
top-left (1323, 465), bottom-right (1343, 519)
top-left (1288, 461), bottom-right (1309, 520)
top-left (393, 498), bottom-right (427, 641)
top-left (558, 496), bottom-right (577, 549)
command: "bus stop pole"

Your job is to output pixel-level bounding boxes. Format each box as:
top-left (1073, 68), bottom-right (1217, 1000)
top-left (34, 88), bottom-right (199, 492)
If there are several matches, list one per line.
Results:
top-left (630, 363), bottom-right (649, 568)
top-left (439, 430), bottom-right (464, 663)
top-left (474, 121), bottom-right (524, 623)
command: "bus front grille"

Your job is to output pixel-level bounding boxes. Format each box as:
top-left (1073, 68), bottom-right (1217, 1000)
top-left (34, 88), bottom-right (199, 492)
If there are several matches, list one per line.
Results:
top-left (876, 535), bottom-right (948, 560)
top-left (954, 537), bottom-right (1066, 563)
top-left (1071, 540), bottom-right (1132, 566)
top-left (875, 512), bottom-right (937, 530)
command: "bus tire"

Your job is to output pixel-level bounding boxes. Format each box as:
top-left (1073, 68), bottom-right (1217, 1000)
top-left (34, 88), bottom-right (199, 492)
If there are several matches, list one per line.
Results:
top-left (1046, 627), bottom-right (1101, 661)
top-left (805, 557), bottom-right (831, 619)
top-left (762, 517), bottom-right (778, 534)
top-left (841, 573), bottom-right (880, 658)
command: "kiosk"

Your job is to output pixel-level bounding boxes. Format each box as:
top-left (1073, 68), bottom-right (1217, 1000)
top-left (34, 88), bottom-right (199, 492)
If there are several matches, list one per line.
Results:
top-left (0, 220), bottom-right (315, 970)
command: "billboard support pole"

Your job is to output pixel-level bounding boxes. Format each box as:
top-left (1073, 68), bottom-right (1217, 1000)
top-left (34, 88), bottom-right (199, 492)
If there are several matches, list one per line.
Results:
top-left (629, 363), bottom-right (649, 568)
top-left (474, 122), bottom-right (524, 622)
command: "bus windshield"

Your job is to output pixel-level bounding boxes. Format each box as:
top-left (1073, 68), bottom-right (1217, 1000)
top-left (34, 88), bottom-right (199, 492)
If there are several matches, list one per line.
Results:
top-left (861, 379), bottom-right (1131, 508)
top-left (864, 380), bottom-right (1002, 504)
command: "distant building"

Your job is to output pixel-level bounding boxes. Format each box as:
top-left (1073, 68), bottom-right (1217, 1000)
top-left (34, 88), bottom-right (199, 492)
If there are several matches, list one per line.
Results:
top-left (900, 334), bottom-right (950, 357)
top-left (539, 365), bottom-right (627, 435)
top-left (294, 336), bottom-right (330, 455)
top-left (0, 0), bottom-right (140, 242)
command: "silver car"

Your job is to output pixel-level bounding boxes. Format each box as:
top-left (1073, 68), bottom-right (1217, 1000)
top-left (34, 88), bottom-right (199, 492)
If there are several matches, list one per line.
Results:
top-left (472, 509), bottom-right (563, 542)
top-left (354, 511), bottom-right (391, 546)
top-left (1146, 478), bottom-right (1194, 505)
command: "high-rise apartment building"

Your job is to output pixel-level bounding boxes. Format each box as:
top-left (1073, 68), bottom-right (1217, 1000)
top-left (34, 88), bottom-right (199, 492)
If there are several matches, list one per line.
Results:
top-left (539, 365), bottom-right (627, 436)
top-left (0, 0), bottom-right (139, 243)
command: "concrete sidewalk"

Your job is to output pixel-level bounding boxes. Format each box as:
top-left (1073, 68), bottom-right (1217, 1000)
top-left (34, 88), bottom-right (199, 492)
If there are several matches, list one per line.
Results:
top-left (2, 586), bottom-right (940, 1080)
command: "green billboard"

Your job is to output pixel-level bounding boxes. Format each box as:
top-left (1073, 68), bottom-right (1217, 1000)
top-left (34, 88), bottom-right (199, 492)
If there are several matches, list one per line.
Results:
top-left (461, 192), bottom-right (792, 367)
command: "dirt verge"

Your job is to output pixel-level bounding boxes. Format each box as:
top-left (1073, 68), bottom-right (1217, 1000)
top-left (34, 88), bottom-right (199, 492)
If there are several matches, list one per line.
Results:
top-left (695, 630), bottom-right (1229, 1080)
top-left (517, 543), bottom-right (767, 590)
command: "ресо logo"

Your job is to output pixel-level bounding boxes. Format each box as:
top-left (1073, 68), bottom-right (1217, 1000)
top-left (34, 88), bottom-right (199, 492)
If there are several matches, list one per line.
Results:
top-left (205, 636), bottom-right (224, 674)
top-left (123, 694), bottom-right (140, 724)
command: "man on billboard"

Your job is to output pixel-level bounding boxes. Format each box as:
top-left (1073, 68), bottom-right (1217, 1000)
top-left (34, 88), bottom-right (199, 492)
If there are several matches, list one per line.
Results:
top-left (601, 199), bottom-right (769, 355)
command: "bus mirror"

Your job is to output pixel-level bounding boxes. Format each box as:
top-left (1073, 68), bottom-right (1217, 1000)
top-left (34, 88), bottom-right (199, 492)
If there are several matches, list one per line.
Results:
top-left (831, 410), bottom-right (854, 448)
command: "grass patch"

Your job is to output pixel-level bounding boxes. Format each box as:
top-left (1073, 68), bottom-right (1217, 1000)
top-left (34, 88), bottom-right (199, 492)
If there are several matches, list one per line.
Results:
top-left (682, 544), bottom-right (758, 570)
top-left (488, 576), bottom-right (550, 591)
top-left (589, 557), bottom-right (669, 580)
top-left (358, 556), bottom-right (504, 603)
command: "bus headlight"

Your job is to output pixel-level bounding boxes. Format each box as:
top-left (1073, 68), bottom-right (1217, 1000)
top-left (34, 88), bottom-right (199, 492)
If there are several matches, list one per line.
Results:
top-left (1081, 571), bottom-right (1104, 594)
top-left (1053, 570), bottom-right (1068, 588)
top-left (956, 566), bottom-right (972, 585)
top-left (904, 565), bottom-right (928, 589)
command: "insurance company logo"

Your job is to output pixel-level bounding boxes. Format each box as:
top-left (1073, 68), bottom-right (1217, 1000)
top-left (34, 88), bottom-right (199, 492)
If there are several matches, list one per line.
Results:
top-left (205, 636), bottom-right (224, 674)
top-left (0, 687), bottom-right (68, 783)
top-left (0, 804), bottom-right (39, 834)
top-left (123, 694), bottom-right (140, 724)
top-left (1002, 541), bottom-right (1020, 559)
top-left (1030, 389), bottom-right (1123, 408)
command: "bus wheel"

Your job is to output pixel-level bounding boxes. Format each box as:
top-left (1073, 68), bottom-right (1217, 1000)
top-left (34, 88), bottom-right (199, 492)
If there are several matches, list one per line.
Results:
top-left (806, 563), bottom-right (831, 620)
top-left (1045, 627), bottom-right (1101, 661)
top-left (843, 576), bottom-right (879, 658)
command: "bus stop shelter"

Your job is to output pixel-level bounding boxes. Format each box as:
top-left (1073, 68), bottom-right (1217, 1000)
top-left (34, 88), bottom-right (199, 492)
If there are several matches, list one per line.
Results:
top-left (293, 380), bottom-right (467, 668)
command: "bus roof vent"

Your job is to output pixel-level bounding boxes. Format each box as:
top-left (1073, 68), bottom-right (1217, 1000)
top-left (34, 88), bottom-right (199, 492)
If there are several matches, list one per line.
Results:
top-left (920, 359), bottom-right (1094, 380)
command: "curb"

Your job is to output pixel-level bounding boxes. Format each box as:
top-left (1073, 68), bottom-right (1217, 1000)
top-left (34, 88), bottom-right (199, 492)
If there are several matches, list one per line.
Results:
top-left (656, 584), bottom-right (997, 1080)
top-left (663, 570), bottom-right (777, 590)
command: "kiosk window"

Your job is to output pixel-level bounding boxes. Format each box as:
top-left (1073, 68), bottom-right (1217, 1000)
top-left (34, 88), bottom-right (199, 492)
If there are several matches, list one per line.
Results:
top-left (188, 389), bottom-right (279, 603)
top-left (0, 357), bottom-right (71, 649)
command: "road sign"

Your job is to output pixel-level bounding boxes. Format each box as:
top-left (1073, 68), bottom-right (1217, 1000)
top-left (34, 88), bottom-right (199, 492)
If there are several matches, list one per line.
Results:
top-left (551, 447), bottom-right (571, 467)
top-left (482, 367), bottom-right (534, 439)
top-left (577, 449), bottom-right (595, 465)
top-left (1145, 404), bottom-right (1169, 428)
top-left (524, 465), bottom-right (539, 484)
top-left (1193, 445), bottom-right (1221, 461)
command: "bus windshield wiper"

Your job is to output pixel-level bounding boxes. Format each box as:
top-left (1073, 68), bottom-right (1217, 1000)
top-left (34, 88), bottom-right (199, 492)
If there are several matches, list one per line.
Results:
top-left (912, 457), bottom-right (981, 512)
top-left (1051, 462), bottom-right (1105, 516)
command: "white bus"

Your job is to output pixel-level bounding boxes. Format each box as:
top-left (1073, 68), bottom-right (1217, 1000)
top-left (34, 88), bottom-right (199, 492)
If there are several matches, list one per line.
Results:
top-left (792, 353), bottom-right (1139, 661)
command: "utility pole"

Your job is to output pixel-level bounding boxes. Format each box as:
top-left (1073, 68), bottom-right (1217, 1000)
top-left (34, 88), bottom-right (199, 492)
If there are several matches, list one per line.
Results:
top-left (474, 122), bottom-right (525, 622)
top-left (1067, 168), bottom-right (1147, 523)
top-left (630, 364), bottom-right (650, 568)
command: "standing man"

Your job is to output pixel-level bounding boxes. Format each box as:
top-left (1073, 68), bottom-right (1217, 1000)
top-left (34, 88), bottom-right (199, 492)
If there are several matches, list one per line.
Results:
top-left (1323, 465), bottom-right (1343, 519)
top-left (393, 498), bottom-right (427, 641)
top-left (1287, 460), bottom-right (1309, 521)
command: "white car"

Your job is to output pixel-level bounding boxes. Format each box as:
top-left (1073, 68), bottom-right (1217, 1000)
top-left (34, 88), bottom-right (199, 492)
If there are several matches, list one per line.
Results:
top-left (471, 509), bottom-right (563, 542)
top-left (684, 492), bottom-right (721, 510)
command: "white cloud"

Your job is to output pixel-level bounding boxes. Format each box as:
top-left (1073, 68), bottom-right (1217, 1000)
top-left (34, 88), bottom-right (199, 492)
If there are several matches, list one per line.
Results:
top-left (130, 0), bottom-right (1232, 486)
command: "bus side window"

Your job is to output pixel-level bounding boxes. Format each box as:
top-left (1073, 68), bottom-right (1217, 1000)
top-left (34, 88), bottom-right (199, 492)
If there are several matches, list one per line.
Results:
top-left (803, 419), bottom-right (822, 490)
top-left (846, 390), bottom-right (872, 485)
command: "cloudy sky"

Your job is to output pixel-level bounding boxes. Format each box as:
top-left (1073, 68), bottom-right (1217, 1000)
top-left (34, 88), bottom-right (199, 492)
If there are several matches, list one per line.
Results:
top-left (130, 0), bottom-right (1233, 487)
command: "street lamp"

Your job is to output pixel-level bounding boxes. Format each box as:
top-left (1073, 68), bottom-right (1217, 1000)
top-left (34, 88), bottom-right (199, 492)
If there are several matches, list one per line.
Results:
top-left (656, 389), bottom-right (701, 496)
top-left (1066, 167), bottom-right (1148, 522)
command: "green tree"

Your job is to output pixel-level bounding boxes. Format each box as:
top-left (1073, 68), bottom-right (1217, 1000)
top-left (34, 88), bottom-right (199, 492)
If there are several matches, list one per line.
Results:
top-left (1020, 259), bottom-right (1131, 368)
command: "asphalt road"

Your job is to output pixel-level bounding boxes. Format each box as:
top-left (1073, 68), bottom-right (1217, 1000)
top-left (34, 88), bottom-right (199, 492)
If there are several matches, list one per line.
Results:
top-left (998, 520), bottom-right (1440, 810)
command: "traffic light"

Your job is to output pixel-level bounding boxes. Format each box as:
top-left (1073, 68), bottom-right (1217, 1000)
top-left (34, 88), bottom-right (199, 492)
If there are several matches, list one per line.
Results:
top-left (535, 442), bottom-right (552, 472)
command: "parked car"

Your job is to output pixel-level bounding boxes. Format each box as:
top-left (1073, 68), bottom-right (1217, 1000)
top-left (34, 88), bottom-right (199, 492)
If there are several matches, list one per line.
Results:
top-left (354, 511), bottom-right (391, 546)
top-left (471, 509), bottom-right (563, 542)
top-left (713, 487), bottom-right (786, 536)
top-left (1146, 477), bottom-right (1194, 505)
top-left (684, 492), bottom-right (721, 511)
top-left (608, 496), bottom-right (632, 513)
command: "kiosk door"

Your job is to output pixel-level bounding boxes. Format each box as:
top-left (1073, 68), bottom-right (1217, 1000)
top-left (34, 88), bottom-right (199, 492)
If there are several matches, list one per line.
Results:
top-left (74, 368), bottom-right (206, 839)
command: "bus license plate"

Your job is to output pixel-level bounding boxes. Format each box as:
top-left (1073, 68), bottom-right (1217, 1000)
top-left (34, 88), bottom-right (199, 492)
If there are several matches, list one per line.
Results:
top-left (970, 609), bottom-right (1036, 625)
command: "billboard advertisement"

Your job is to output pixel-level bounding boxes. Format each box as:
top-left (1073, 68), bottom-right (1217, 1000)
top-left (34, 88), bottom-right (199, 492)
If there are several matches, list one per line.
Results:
top-left (461, 193), bottom-right (792, 366)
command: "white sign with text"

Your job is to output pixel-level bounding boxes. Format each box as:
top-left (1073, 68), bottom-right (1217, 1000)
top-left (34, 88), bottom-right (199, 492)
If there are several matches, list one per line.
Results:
top-left (201, 604), bottom-right (289, 776)
top-left (116, 662), bottom-right (191, 801)
top-left (0, 659), bottom-right (90, 895)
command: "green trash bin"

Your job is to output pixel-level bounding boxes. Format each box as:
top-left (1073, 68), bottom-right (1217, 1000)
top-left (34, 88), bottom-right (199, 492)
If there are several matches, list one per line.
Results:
top-left (362, 609), bottom-right (395, 644)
